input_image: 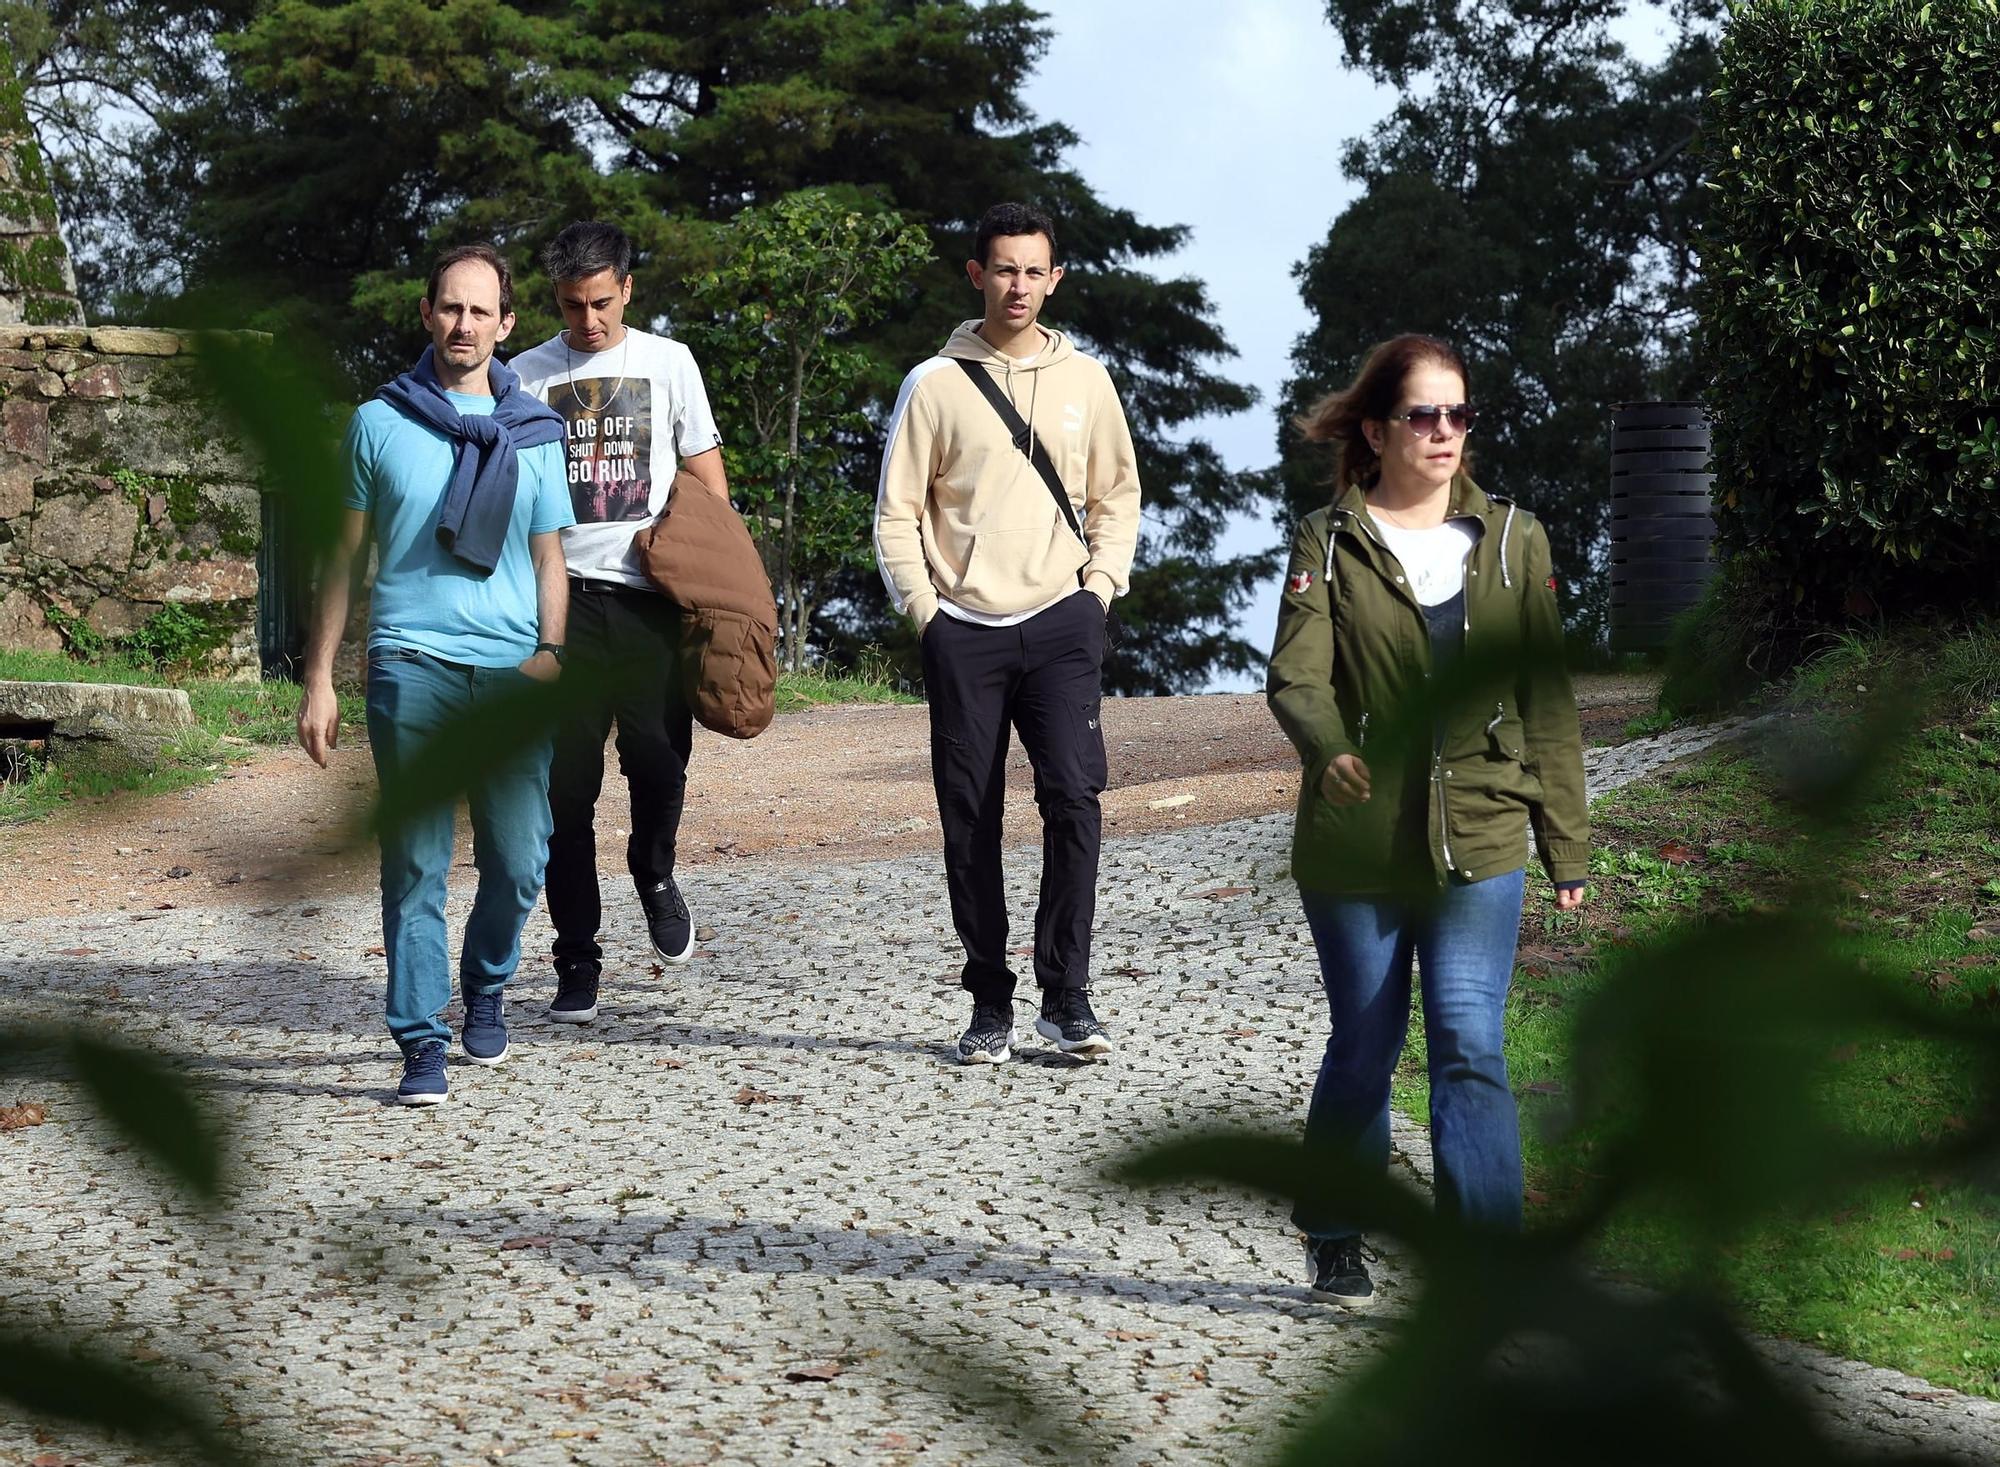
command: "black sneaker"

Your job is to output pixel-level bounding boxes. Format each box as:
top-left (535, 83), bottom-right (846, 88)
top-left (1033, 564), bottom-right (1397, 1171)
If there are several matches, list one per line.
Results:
top-left (956, 1001), bottom-right (1014, 1065)
top-left (639, 877), bottom-right (694, 964)
top-left (1306, 1235), bottom-right (1377, 1307)
top-left (548, 958), bottom-right (600, 1024)
top-left (1034, 987), bottom-right (1113, 1058)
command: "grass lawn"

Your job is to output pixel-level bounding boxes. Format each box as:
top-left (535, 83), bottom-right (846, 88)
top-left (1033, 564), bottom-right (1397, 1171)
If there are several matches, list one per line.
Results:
top-left (1, 648), bottom-right (914, 823)
top-left (1393, 647), bottom-right (2000, 1397)
top-left (0, 647), bottom-right (359, 824)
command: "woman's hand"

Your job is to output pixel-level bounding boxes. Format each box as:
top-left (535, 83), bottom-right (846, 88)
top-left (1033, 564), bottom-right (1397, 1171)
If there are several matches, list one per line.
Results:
top-left (1555, 885), bottom-right (1588, 912)
top-left (1318, 753), bottom-right (1373, 807)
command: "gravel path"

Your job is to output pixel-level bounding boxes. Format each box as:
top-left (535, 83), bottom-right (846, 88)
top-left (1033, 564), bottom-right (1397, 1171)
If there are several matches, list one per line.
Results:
top-left (4, 709), bottom-right (1995, 1466)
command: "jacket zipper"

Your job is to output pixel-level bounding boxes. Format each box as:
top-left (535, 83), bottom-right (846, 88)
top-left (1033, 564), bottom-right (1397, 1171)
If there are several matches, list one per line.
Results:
top-left (1436, 515), bottom-right (1484, 875)
top-left (1357, 711), bottom-right (1369, 749)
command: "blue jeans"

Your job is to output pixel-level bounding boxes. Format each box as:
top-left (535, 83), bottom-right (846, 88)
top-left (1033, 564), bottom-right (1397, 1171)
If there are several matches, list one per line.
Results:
top-left (1294, 868), bottom-right (1526, 1239)
top-left (365, 647), bottom-right (553, 1053)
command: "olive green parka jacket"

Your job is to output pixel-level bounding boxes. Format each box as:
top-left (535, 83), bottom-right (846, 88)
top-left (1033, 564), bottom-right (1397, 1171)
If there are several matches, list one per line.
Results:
top-left (1266, 475), bottom-right (1590, 895)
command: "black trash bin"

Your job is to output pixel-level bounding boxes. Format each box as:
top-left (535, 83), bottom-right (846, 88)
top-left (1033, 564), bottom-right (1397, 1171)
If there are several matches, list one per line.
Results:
top-left (1608, 401), bottom-right (1717, 654)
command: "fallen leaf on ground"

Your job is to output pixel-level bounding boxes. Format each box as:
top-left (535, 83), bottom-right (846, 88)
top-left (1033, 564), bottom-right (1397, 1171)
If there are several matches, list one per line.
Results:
top-left (362, 945), bottom-right (386, 957)
top-left (1106, 1330), bottom-right (1155, 1342)
top-left (1225, 1027), bottom-right (1258, 1039)
top-left (1657, 840), bottom-right (1695, 865)
top-left (500, 1235), bottom-right (556, 1250)
top-left (653, 1057), bottom-right (685, 1069)
top-left (734, 1086), bottom-right (779, 1105)
top-left (1, 1102), bottom-right (49, 1132)
top-left (784, 1362), bottom-right (844, 1383)
top-left (56, 948), bottom-right (96, 957)
top-left (1148, 793), bottom-right (1195, 809)
top-left (166, 865), bottom-right (192, 878)
top-left (1967, 926), bottom-right (1993, 943)
top-left (1196, 886), bottom-right (1251, 900)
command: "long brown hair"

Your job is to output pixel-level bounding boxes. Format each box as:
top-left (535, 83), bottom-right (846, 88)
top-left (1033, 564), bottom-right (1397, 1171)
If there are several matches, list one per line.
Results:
top-left (1295, 333), bottom-right (1469, 489)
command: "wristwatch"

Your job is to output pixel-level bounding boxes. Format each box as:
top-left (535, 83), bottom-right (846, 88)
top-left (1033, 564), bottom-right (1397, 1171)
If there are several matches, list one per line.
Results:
top-left (534, 642), bottom-right (565, 665)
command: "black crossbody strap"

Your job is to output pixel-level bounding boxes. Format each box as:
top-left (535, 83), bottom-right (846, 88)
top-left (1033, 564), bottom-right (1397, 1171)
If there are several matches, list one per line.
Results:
top-left (952, 356), bottom-right (1085, 545)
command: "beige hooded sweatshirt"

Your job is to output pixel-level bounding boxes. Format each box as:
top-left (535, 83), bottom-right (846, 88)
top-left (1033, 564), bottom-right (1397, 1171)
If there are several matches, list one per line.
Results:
top-left (873, 322), bottom-right (1142, 631)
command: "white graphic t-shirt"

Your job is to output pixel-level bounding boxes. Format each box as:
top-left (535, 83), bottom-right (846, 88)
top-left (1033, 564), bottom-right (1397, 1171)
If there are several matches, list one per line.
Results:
top-left (508, 327), bottom-right (724, 587)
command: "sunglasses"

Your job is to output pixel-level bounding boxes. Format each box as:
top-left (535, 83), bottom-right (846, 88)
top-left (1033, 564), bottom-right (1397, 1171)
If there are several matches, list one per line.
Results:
top-left (1390, 404), bottom-right (1478, 435)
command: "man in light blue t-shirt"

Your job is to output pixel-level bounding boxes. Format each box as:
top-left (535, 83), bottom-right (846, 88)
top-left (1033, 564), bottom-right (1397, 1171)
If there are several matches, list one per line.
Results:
top-left (296, 243), bottom-right (574, 1106)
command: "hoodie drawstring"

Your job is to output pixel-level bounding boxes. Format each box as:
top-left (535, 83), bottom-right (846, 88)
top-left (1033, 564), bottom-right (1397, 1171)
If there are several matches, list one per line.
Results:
top-left (1499, 501), bottom-right (1516, 587)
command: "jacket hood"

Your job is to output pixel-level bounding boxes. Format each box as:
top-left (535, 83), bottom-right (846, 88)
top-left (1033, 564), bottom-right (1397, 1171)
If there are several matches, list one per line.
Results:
top-left (940, 320), bottom-right (1077, 371)
top-left (1329, 472), bottom-right (1523, 587)
top-left (1328, 471), bottom-right (1510, 524)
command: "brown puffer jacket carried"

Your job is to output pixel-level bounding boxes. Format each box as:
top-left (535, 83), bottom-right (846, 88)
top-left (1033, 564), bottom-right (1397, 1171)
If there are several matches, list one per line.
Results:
top-left (631, 472), bottom-right (778, 740)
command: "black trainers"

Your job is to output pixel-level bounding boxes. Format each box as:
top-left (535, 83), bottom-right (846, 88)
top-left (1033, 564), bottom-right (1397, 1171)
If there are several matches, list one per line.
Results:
top-left (548, 958), bottom-right (600, 1024)
top-left (1034, 987), bottom-right (1113, 1058)
top-left (1306, 1234), bottom-right (1377, 1307)
top-left (956, 1001), bottom-right (1014, 1065)
top-left (639, 877), bottom-right (694, 964)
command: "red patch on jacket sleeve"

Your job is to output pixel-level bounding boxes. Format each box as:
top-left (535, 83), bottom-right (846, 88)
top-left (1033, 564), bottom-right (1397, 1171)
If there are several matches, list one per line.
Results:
top-left (1288, 569), bottom-right (1315, 594)
top-left (1545, 575), bottom-right (1559, 593)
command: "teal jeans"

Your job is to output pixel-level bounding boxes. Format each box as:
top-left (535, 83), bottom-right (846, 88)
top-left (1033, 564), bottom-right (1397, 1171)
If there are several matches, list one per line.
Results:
top-left (365, 647), bottom-right (553, 1053)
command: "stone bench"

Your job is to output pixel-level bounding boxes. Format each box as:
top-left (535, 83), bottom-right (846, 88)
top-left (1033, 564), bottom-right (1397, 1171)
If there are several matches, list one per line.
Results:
top-left (0, 680), bottom-right (194, 781)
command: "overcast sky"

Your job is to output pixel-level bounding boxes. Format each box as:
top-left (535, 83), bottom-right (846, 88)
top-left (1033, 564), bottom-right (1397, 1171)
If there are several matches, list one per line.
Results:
top-left (1019, 0), bottom-right (1679, 690)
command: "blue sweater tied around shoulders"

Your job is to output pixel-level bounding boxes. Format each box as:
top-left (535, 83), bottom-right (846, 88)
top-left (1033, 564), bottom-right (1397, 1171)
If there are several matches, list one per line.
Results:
top-left (374, 345), bottom-right (567, 575)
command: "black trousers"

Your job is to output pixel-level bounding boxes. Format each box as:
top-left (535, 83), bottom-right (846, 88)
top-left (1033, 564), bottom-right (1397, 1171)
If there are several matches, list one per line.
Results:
top-left (921, 591), bottom-right (1108, 1005)
top-left (544, 578), bottom-right (693, 964)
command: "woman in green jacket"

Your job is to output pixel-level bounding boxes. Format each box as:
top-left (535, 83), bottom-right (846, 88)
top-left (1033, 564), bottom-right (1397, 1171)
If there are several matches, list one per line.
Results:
top-left (1266, 333), bottom-right (1589, 1307)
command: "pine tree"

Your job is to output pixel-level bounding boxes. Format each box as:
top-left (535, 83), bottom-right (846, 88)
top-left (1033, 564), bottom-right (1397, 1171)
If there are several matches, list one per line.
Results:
top-left (1278, 1), bottom-right (1721, 642)
top-left (41, 0), bottom-right (1267, 691)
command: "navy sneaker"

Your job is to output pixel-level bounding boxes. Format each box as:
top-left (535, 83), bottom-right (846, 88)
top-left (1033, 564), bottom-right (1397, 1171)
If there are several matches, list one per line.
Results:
top-left (1034, 987), bottom-right (1113, 1058)
top-left (397, 1040), bottom-right (448, 1106)
top-left (639, 877), bottom-right (695, 964)
top-left (460, 988), bottom-right (510, 1065)
top-left (548, 958), bottom-right (600, 1024)
top-left (1306, 1234), bottom-right (1377, 1307)
top-left (956, 1001), bottom-right (1014, 1065)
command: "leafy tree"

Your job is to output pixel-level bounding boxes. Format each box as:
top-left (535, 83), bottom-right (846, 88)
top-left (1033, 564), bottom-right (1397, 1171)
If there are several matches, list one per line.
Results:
top-left (1278, 0), bottom-right (1724, 644)
top-left (29, 0), bottom-right (1265, 691)
top-left (679, 188), bottom-right (933, 672)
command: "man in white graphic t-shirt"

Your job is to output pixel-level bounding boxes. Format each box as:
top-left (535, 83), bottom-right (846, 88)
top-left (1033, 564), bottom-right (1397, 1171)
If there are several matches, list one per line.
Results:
top-left (509, 220), bottom-right (730, 1024)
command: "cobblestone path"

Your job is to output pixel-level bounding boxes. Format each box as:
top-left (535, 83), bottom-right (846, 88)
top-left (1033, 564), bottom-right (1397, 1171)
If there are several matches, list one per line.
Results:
top-left (4, 717), bottom-right (1996, 1465)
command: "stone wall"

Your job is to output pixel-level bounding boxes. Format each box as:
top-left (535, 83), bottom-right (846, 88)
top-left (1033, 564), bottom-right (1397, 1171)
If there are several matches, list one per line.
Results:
top-left (0, 324), bottom-right (269, 673)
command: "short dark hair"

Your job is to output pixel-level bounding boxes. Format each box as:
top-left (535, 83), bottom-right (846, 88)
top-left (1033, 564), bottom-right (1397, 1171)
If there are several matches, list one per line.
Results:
top-left (973, 202), bottom-right (1057, 266)
top-left (544, 221), bottom-right (634, 286)
top-left (426, 243), bottom-right (514, 317)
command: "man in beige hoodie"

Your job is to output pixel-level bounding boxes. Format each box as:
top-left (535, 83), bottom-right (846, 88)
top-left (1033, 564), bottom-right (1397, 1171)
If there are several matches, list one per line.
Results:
top-left (874, 201), bottom-right (1142, 1065)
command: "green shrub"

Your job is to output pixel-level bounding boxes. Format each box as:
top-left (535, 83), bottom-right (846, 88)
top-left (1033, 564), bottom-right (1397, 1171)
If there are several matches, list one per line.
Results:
top-left (124, 603), bottom-right (222, 670)
top-left (1697, 0), bottom-right (2000, 621)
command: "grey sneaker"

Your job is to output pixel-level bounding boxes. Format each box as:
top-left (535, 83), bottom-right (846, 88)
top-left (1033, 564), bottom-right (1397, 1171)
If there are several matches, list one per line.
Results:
top-left (1034, 987), bottom-right (1113, 1058)
top-left (956, 1001), bottom-right (1014, 1065)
